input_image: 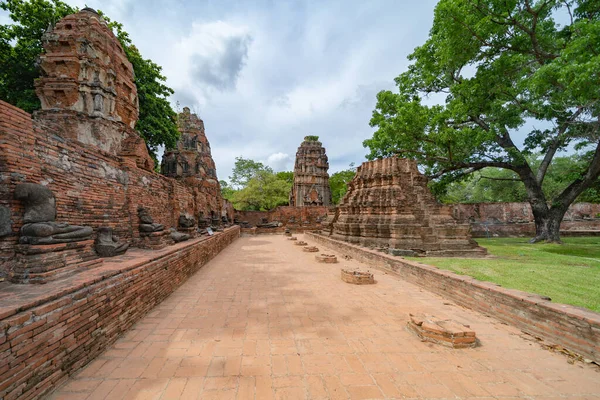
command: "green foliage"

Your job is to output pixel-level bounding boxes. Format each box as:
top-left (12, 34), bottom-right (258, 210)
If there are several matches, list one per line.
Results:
top-left (329, 164), bottom-right (357, 204)
top-left (0, 0), bottom-right (179, 160)
top-left (0, 0), bottom-right (75, 112)
top-left (219, 180), bottom-right (235, 201)
top-left (410, 237), bottom-right (600, 312)
top-left (230, 170), bottom-right (291, 211)
top-left (440, 154), bottom-right (600, 203)
top-left (229, 156), bottom-right (273, 189)
top-left (304, 135), bottom-right (320, 142)
top-left (225, 158), bottom-right (293, 210)
top-left (275, 171), bottom-right (294, 185)
top-left (365, 0), bottom-right (600, 239)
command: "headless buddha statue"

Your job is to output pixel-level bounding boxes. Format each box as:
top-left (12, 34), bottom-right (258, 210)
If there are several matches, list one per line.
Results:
top-left (94, 227), bottom-right (129, 257)
top-left (14, 183), bottom-right (93, 245)
top-left (137, 206), bottom-right (164, 232)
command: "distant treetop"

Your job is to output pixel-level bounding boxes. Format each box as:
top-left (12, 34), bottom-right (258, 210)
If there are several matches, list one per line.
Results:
top-left (304, 135), bottom-right (320, 142)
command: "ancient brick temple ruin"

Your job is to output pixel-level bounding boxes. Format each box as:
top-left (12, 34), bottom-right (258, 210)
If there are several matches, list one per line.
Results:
top-left (329, 157), bottom-right (486, 256)
top-left (0, 7), bottom-right (233, 282)
top-left (161, 107), bottom-right (232, 226)
top-left (0, 8), bottom-right (240, 399)
top-left (289, 136), bottom-right (332, 207)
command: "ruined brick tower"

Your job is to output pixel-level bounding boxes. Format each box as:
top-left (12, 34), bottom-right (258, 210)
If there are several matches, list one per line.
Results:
top-left (331, 157), bottom-right (486, 256)
top-left (289, 136), bottom-right (332, 207)
top-left (34, 7), bottom-right (152, 168)
top-left (161, 107), bottom-right (223, 222)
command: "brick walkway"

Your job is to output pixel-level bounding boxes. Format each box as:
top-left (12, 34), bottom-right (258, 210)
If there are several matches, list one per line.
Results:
top-left (49, 235), bottom-right (600, 399)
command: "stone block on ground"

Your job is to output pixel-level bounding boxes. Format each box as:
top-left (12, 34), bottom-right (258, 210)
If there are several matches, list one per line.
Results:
top-left (407, 313), bottom-right (477, 348)
top-left (315, 254), bottom-right (337, 263)
top-left (303, 246), bottom-right (319, 252)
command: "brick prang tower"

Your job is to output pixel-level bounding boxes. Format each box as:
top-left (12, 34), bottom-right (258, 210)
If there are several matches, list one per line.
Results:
top-left (289, 136), bottom-right (332, 207)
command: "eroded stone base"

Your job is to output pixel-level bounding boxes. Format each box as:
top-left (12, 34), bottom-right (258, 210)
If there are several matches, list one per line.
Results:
top-left (10, 240), bottom-right (102, 284)
top-left (315, 254), bottom-right (338, 263)
top-left (303, 246), bottom-right (319, 252)
top-left (341, 268), bottom-right (374, 285)
top-left (407, 313), bottom-right (477, 348)
top-left (136, 231), bottom-right (171, 250)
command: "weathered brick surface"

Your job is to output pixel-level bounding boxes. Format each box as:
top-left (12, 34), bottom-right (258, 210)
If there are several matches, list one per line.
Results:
top-left (235, 206), bottom-right (330, 231)
top-left (0, 99), bottom-right (227, 278)
top-left (307, 232), bottom-right (600, 363)
top-left (0, 226), bottom-right (239, 400)
top-left (289, 137), bottom-right (332, 207)
top-left (331, 157), bottom-right (486, 256)
top-left (453, 202), bottom-right (600, 237)
top-left (161, 108), bottom-right (224, 224)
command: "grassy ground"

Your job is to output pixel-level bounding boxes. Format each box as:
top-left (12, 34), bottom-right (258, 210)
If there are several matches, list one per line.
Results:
top-left (407, 237), bottom-right (600, 313)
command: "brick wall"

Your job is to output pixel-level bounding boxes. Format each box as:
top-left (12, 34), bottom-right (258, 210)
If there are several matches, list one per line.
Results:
top-left (453, 202), bottom-right (600, 237)
top-left (0, 100), bottom-right (225, 276)
top-left (235, 206), bottom-right (330, 230)
top-left (307, 232), bottom-right (600, 363)
top-left (0, 226), bottom-right (239, 400)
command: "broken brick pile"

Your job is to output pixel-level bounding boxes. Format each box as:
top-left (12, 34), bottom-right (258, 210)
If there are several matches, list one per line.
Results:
top-left (407, 314), bottom-right (477, 348)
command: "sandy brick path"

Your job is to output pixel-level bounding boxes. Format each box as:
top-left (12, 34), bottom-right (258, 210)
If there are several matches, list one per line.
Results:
top-left (49, 235), bottom-right (600, 399)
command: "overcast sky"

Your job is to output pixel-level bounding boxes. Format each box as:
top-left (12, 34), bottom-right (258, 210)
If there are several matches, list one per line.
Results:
top-left (1, 0), bottom-right (439, 181)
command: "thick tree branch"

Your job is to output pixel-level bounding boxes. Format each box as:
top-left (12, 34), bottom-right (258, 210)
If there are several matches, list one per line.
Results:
top-left (536, 108), bottom-right (585, 184)
top-left (553, 139), bottom-right (600, 208)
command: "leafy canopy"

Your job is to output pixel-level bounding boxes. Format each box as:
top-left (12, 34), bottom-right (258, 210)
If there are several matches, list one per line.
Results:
top-left (0, 0), bottom-right (75, 112)
top-left (0, 0), bottom-right (179, 160)
top-left (224, 157), bottom-right (294, 210)
top-left (329, 163), bottom-right (357, 204)
top-left (365, 0), bottom-right (600, 202)
top-left (442, 154), bottom-right (600, 203)
top-left (228, 156), bottom-right (273, 189)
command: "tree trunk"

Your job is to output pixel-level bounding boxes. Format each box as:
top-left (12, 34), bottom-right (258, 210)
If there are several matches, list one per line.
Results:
top-left (530, 205), bottom-right (568, 243)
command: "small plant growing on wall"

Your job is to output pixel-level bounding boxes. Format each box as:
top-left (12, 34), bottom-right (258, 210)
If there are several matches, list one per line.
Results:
top-left (304, 135), bottom-right (319, 142)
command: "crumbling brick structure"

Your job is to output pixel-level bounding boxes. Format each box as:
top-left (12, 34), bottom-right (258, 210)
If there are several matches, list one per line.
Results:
top-left (331, 157), bottom-right (486, 256)
top-left (161, 108), bottom-right (225, 224)
top-left (0, 9), bottom-right (229, 280)
top-left (34, 8), bottom-right (153, 169)
top-left (289, 136), bottom-right (332, 207)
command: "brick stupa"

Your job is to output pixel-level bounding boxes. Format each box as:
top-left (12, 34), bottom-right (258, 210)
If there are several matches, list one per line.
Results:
top-left (289, 136), bottom-right (332, 207)
top-left (34, 8), bottom-right (153, 170)
top-left (331, 157), bottom-right (486, 256)
top-left (161, 108), bottom-right (223, 223)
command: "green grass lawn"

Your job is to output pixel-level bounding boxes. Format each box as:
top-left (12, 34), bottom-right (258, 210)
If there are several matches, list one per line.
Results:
top-left (407, 237), bottom-right (600, 313)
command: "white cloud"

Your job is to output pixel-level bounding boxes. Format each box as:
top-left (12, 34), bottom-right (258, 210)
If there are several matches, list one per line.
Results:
top-left (264, 152), bottom-right (293, 172)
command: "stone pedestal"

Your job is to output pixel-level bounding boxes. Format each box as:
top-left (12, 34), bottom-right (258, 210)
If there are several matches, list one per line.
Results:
top-left (178, 227), bottom-right (198, 238)
top-left (10, 240), bottom-right (102, 284)
top-left (137, 231), bottom-right (171, 250)
top-left (315, 254), bottom-right (337, 263)
top-left (303, 246), bottom-right (319, 252)
top-left (340, 269), bottom-right (374, 285)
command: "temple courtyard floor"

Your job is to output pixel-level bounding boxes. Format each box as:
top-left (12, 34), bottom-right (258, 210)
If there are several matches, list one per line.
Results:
top-left (49, 235), bottom-right (600, 400)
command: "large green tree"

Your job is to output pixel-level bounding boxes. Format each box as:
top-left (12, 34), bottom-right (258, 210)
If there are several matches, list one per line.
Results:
top-left (0, 0), bottom-right (178, 159)
top-left (366, 0), bottom-right (600, 242)
top-left (229, 156), bottom-right (273, 189)
top-left (230, 170), bottom-right (291, 211)
top-left (440, 154), bottom-right (600, 203)
top-left (329, 164), bottom-right (357, 204)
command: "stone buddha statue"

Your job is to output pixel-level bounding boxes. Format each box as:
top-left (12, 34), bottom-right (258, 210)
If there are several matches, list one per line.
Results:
top-left (137, 206), bottom-right (164, 232)
top-left (94, 227), bottom-right (129, 257)
top-left (14, 183), bottom-right (93, 245)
